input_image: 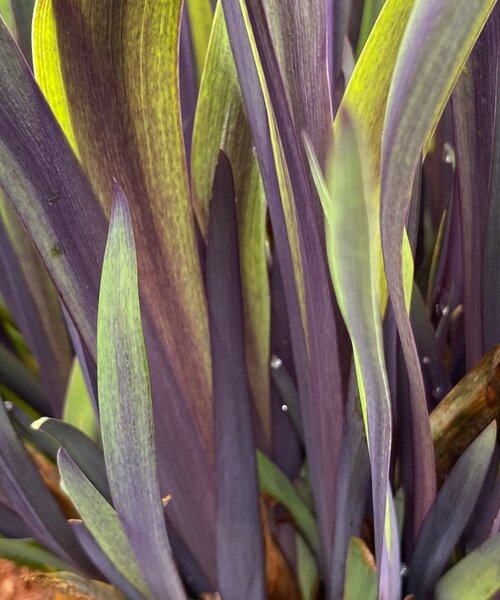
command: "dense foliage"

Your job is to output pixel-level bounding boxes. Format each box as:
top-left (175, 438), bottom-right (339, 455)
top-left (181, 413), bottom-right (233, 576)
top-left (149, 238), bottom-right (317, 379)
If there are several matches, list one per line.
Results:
top-left (0, 0), bottom-right (499, 598)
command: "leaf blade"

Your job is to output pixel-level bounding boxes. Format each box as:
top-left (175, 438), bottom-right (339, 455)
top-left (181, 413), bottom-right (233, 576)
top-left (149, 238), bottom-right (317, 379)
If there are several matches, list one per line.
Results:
top-left (408, 422), bottom-right (497, 597)
top-left (57, 449), bottom-right (150, 599)
top-left (97, 184), bottom-right (185, 600)
top-left (207, 153), bottom-right (265, 599)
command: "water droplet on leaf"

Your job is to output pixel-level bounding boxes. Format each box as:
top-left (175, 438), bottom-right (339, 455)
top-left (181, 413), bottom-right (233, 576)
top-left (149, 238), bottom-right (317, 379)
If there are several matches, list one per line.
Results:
top-left (270, 355), bottom-right (282, 370)
top-left (442, 142), bottom-right (455, 167)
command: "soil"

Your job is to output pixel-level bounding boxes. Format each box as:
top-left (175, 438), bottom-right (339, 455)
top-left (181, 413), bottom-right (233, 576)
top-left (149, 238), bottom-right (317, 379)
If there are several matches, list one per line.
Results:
top-left (0, 557), bottom-right (66, 599)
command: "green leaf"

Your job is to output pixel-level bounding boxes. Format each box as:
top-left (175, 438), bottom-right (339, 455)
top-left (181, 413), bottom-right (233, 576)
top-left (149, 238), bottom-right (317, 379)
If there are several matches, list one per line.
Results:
top-left (62, 358), bottom-right (99, 444)
top-left (98, 185), bottom-right (185, 600)
top-left (9, 0), bottom-right (35, 62)
top-left (343, 538), bottom-right (377, 600)
top-left (185, 0), bottom-right (213, 82)
top-left (256, 450), bottom-right (320, 557)
top-left (58, 449), bottom-right (150, 599)
top-left (32, 0), bottom-right (78, 153)
top-left (0, 1), bottom-right (16, 34)
top-left (435, 534), bottom-right (500, 600)
top-left (296, 533), bottom-right (319, 600)
top-left (308, 110), bottom-right (399, 594)
top-left (0, 537), bottom-right (70, 572)
top-left (337, 0), bottom-right (417, 312)
top-left (356, 0), bottom-right (386, 57)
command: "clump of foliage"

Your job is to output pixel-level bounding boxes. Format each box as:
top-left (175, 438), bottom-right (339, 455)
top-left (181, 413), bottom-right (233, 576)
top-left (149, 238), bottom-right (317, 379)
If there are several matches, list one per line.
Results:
top-left (0, 0), bottom-right (499, 599)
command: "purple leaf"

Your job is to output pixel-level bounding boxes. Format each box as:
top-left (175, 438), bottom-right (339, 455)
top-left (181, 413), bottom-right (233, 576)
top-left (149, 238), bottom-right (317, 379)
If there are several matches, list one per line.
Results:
top-left (71, 520), bottom-right (145, 600)
top-left (380, 0), bottom-right (496, 535)
top-left (206, 153), bottom-right (265, 599)
top-left (0, 20), bottom-right (216, 576)
top-left (408, 421), bottom-right (497, 597)
top-left (221, 0), bottom-right (345, 574)
top-left (31, 417), bottom-right (111, 503)
top-left (0, 399), bottom-right (93, 572)
top-left (0, 210), bottom-right (70, 415)
top-left (264, 0), bottom-right (333, 165)
top-left (452, 5), bottom-right (500, 366)
top-left (0, 17), bottom-right (106, 363)
top-left (329, 373), bottom-right (370, 599)
top-left (0, 344), bottom-right (49, 415)
top-left (326, 0), bottom-right (352, 111)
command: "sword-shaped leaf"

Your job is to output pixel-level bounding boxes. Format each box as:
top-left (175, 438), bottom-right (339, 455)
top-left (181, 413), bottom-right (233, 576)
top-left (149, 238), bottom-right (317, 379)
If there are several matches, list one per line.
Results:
top-left (380, 0), bottom-right (496, 533)
top-left (343, 538), bottom-right (377, 600)
top-left (0, 17), bottom-right (106, 363)
top-left (221, 0), bottom-right (345, 572)
top-left (70, 521), bottom-right (145, 600)
top-left (185, 0), bottom-right (213, 82)
top-left (0, 400), bottom-right (92, 571)
top-left (32, 417), bottom-right (110, 502)
top-left (27, 8), bottom-right (216, 573)
top-left (0, 195), bottom-right (72, 416)
top-left (58, 449), bottom-right (150, 599)
top-left (408, 422), bottom-right (497, 597)
top-left (256, 451), bottom-right (320, 558)
top-left (452, 6), bottom-right (500, 365)
top-left (97, 184), bottom-right (185, 600)
top-left (191, 3), bottom-right (270, 446)
top-left (309, 110), bottom-right (400, 598)
top-left (0, 538), bottom-right (70, 572)
top-left (263, 0), bottom-right (332, 166)
top-left (435, 533), bottom-right (500, 600)
top-left (41, 0), bottom-right (212, 452)
top-left (206, 153), bottom-right (265, 599)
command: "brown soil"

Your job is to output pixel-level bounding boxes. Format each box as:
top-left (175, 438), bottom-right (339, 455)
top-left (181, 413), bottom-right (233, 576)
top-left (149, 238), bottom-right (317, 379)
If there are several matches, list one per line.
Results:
top-left (0, 557), bottom-right (68, 599)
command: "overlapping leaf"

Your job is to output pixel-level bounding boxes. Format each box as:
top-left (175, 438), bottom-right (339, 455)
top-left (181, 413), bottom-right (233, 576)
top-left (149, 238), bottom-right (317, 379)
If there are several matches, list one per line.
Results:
top-left (70, 521), bottom-right (145, 600)
top-left (263, 0), bottom-right (332, 166)
top-left (58, 449), bottom-right (150, 599)
top-left (186, 0), bottom-right (213, 82)
top-left (191, 4), bottom-right (270, 445)
top-left (206, 154), bottom-right (265, 599)
top-left (452, 5), bottom-right (500, 365)
top-left (97, 185), bottom-right (185, 600)
top-left (62, 358), bottom-right (99, 443)
top-left (380, 0), bottom-right (496, 534)
top-left (435, 533), bottom-right (500, 599)
top-left (343, 538), bottom-right (377, 600)
top-left (309, 110), bottom-right (400, 597)
top-left (0, 400), bottom-right (92, 571)
top-left (32, 417), bottom-right (109, 502)
top-left (408, 421), bottom-right (497, 597)
top-left (0, 199), bottom-right (72, 415)
top-left (27, 5), bottom-right (217, 573)
top-left (0, 17), bottom-right (106, 362)
top-left (36, 0), bottom-right (213, 454)
top-left (222, 0), bottom-right (345, 573)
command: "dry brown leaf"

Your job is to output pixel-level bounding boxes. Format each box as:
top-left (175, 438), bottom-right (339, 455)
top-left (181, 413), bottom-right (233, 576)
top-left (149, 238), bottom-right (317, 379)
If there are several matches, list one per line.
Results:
top-left (25, 444), bottom-right (79, 519)
top-left (260, 497), bottom-right (301, 600)
top-left (431, 345), bottom-right (500, 484)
